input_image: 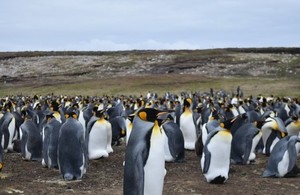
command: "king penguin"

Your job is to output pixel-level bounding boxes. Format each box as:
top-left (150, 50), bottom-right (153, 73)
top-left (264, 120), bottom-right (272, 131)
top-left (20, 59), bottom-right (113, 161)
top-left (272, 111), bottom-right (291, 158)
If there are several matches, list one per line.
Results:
top-left (201, 117), bottom-right (235, 184)
top-left (0, 107), bottom-right (4, 171)
top-left (125, 114), bottom-right (134, 145)
top-left (263, 135), bottom-right (300, 177)
top-left (57, 109), bottom-right (87, 180)
top-left (161, 114), bottom-right (185, 163)
top-left (179, 97), bottom-right (198, 150)
top-left (0, 127), bottom-right (3, 171)
top-left (286, 115), bottom-right (300, 136)
top-left (230, 121), bottom-right (262, 165)
top-left (261, 116), bottom-right (287, 156)
top-left (42, 111), bottom-right (62, 168)
top-left (110, 116), bottom-right (127, 146)
top-left (0, 102), bottom-right (16, 152)
top-left (123, 108), bottom-right (167, 195)
top-left (87, 109), bottom-right (113, 159)
top-left (19, 113), bottom-right (43, 161)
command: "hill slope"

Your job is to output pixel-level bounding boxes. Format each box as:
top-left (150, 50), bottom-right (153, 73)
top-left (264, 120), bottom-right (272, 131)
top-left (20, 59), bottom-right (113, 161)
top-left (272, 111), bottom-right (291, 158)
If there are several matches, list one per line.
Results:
top-left (0, 48), bottom-right (299, 96)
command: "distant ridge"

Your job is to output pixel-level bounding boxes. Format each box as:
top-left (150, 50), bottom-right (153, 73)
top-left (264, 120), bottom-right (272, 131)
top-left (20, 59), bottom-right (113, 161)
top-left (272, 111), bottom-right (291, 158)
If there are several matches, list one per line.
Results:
top-left (1, 47), bottom-right (300, 60)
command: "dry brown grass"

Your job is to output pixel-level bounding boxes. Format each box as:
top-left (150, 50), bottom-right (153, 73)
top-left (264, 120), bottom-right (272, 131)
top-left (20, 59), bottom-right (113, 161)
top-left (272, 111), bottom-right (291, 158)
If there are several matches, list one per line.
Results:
top-left (1, 48), bottom-right (299, 97)
top-left (1, 74), bottom-right (299, 98)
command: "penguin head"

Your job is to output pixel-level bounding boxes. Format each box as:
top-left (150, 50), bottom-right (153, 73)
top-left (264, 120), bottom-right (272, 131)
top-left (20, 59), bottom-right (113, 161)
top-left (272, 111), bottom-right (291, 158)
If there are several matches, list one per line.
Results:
top-left (127, 114), bottom-right (135, 123)
top-left (3, 100), bottom-right (12, 112)
top-left (34, 103), bottom-right (42, 110)
top-left (65, 108), bottom-right (79, 119)
top-left (210, 107), bottom-right (220, 120)
top-left (291, 115), bottom-right (299, 122)
top-left (255, 120), bottom-right (266, 129)
top-left (183, 98), bottom-right (192, 108)
top-left (220, 116), bottom-right (238, 130)
top-left (45, 110), bottom-right (55, 121)
top-left (95, 109), bottom-right (105, 118)
top-left (72, 103), bottom-right (79, 109)
top-left (92, 104), bottom-right (99, 114)
top-left (137, 99), bottom-right (145, 108)
top-left (137, 108), bottom-right (168, 126)
top-left (50, 100), bottom-right (60, 112)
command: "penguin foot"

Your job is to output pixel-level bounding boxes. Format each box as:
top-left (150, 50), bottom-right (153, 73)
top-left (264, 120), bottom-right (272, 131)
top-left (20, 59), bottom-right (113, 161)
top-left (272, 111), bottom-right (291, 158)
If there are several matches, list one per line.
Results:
top-left (284, 166), bottom-right (300, 178)
top-left (249, 159), bottom-right (256, 165)
top-left (210, 176), bottom-right (226, 184)
top-left (50, 165), bottom-right (59, 169)
top-left (174, 158), bottom-right (186, 163)
top-left (64, 173), bottom-right (75, 181)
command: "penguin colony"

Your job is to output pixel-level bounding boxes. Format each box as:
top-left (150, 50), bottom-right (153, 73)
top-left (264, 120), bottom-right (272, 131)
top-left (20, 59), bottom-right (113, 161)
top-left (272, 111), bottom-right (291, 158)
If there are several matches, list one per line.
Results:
top-left (0, 88), bottom-right (300, 194)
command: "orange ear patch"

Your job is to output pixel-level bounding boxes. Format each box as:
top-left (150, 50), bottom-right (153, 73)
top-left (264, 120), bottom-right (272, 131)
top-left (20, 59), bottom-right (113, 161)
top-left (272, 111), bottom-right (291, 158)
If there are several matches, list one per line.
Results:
top-left (139, 111), bottom-right (147, 121)
top-left (0, 163), bottom-right (3, 170)
top-left (220, 123), bottom-right (225, 128)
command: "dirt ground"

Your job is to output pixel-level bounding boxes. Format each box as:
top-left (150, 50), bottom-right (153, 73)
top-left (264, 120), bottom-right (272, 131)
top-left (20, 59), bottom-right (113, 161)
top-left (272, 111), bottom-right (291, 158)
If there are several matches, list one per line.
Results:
top-left (1, 142), bottom-right (300, 195)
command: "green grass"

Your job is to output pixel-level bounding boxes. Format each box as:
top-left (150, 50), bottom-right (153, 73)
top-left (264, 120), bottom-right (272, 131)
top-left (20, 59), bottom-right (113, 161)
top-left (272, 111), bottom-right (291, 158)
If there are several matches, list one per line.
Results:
top-left (1, 75), bottom-right (299, 98)
top-left (1, 48), bottom-right (299, 98)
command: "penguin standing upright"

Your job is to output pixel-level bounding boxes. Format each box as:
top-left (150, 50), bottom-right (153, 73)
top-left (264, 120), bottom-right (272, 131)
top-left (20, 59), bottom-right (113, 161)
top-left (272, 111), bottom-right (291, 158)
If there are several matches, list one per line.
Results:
top-left (57, 109), bottom-right (87, 180)
top-left (161, 115), bottom-right (185, 162)
top-left (0, 105), bottom-right (4, 171)
top-left (110, 115), bottom-right (127, 145)
top-left (19, 114), bottom-right (43, 161)
top-left (231, 122), bottom-right (262, 164)
top-left (0, 102), bottom-right (16, 152)
top-left (201, 118), bottom-right (235, 184)
top-left (50, 99), bottom-right (65, 123)
top-left (286, 115), bottom-right (300, 136)
top-left (263, 135), bottom-right (300, 177)
top-left (41, 112), bottom-right (51, 167)
top-left (125, 114), bottom-right (134, 145)
top-left (87, 109), bottom-right (113, 159)
top-left (124, 108), bottom-right (167, 195)
top-left (107, 102), bottom-right (126, 145)
top-left (0, 126), bottom-right (3, 171)
top-left (42, 112), bottom-right (62, 168)
top-left (201, 107), bottom-right (220, 145)
top-left (174, 101), bottom-right (181, 126)
top-left (180, 97), bottom-right (198, 150)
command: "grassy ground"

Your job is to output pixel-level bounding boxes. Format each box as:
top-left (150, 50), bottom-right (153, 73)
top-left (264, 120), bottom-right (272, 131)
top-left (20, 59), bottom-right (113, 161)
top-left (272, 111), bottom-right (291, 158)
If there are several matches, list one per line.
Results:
top-left (1, 74), bottom-right (299, 98)
top-left (1, 48), bottom-right (299, 98)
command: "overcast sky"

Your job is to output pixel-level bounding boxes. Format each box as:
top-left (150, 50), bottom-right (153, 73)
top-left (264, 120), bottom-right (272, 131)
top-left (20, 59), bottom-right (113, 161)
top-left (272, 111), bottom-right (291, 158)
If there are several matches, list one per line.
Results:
top-left (1, 0), bottom-right (299, 51)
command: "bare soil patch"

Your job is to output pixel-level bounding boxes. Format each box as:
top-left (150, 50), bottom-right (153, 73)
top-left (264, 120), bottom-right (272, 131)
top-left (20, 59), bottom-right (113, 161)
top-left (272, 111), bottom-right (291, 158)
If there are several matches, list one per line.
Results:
top-left (0, 49), bottom-right (300, 194)
top-left (1, 143), bottom-right (300, 195)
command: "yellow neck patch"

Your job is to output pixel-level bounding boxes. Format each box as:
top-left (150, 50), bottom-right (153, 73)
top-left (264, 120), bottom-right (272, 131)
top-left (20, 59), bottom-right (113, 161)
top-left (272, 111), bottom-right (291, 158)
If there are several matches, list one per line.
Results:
top-left (294, 120), bottom-right (300, 127)
top-left (0, 163), bottom-right (3, 170)
top-left (121, 129), bottom-right (126, 136)
top-left (253, 121), bottom-right (257, 127)
top-left (152, 120), bottom-right (161, 136)
top-left (184, 107), bottom-right (192, 114)
top-left (273, 122), bottom-right (279, 131)
top-left (54, 112), bottom-right (60, 118)
top-left (97, 118), bottom-right (106, 123)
